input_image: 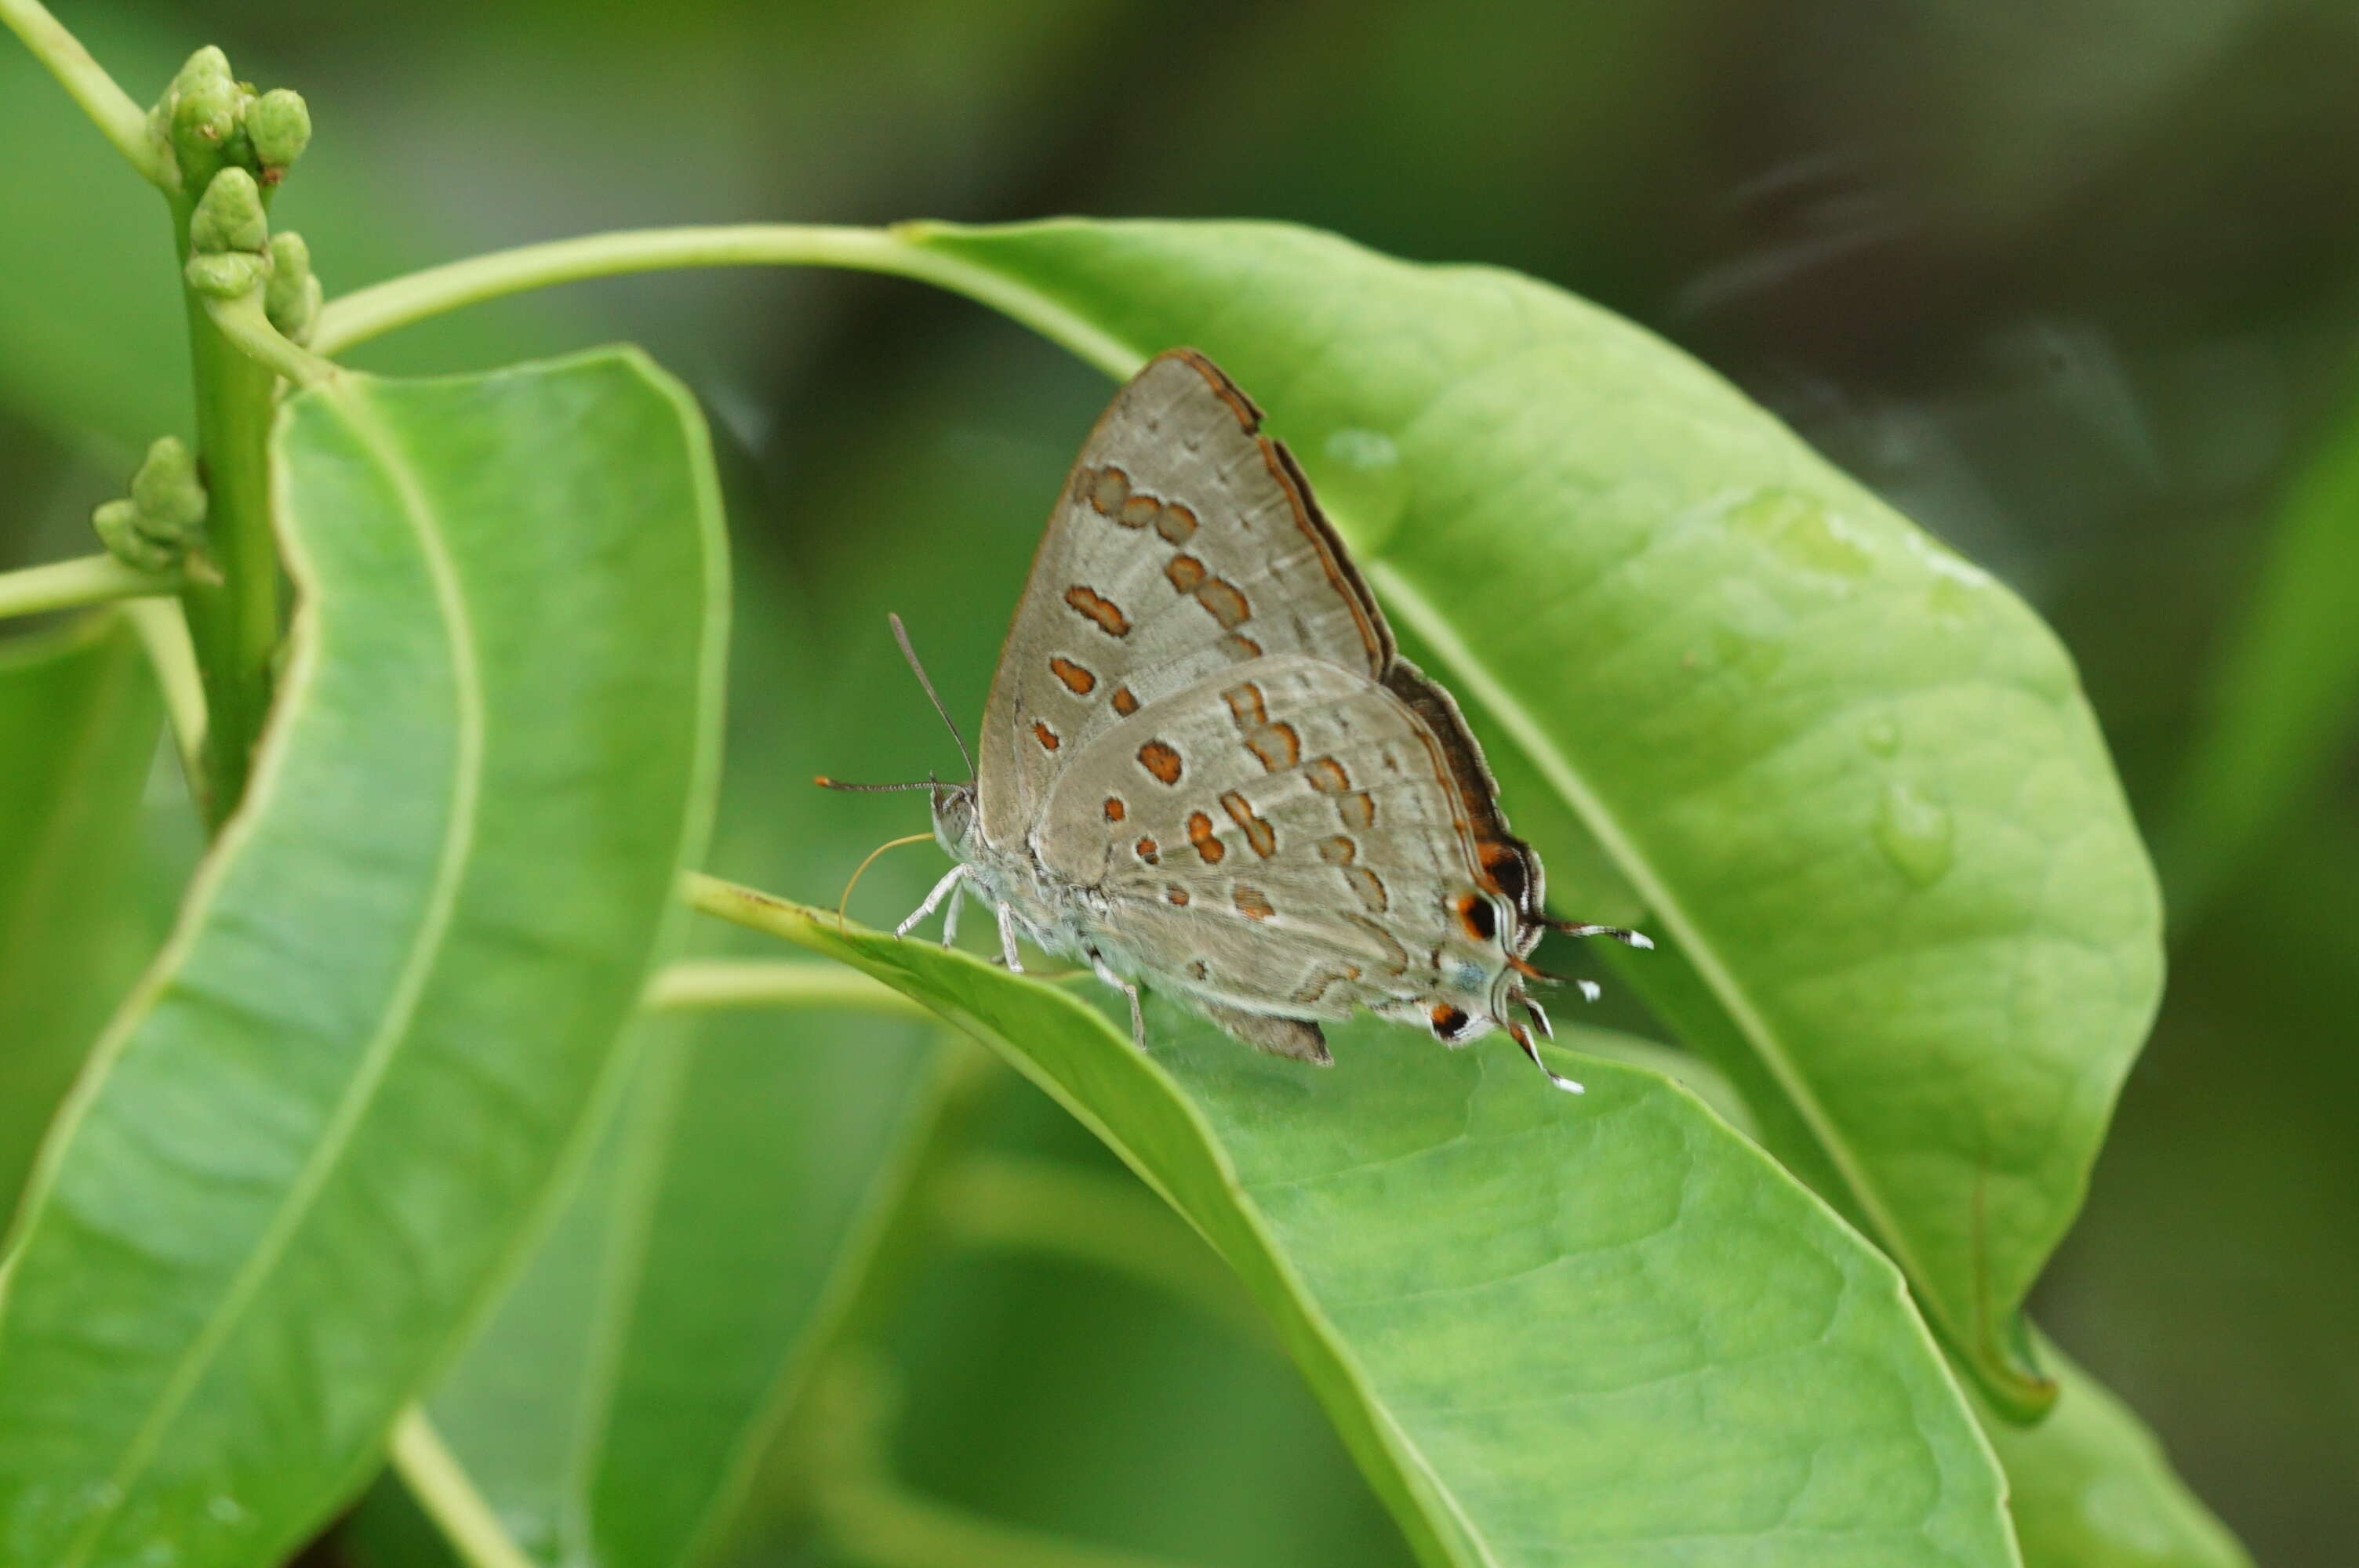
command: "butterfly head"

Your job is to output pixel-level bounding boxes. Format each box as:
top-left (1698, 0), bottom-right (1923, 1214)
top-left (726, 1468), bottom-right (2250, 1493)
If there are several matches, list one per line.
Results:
top-left (929, 779), bottom-right (979, 860)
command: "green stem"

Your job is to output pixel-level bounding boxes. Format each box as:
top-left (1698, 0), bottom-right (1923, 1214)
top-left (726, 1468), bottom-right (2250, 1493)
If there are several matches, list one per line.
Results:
top-left (642, 956), bottom-right (930, 1016)
top-left (205, 292), bottom-right (341, 387)
top-left (122, 597), bottom-right (208, 789)
top-left (0, 0), bottom-right (170, 187)
top-left (386, 1409), bottom-right (542, 1568)
top-left (0, 554), bottom-right (179, 619)
top-left (312, 223), bottom-right (1136, 377)
top-left (176, 247), bottom-right (285, 829)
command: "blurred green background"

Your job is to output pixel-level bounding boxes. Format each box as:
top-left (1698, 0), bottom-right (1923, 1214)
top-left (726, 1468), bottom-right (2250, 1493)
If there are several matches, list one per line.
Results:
top-left (5, 2), bottom-right (2355, 1564)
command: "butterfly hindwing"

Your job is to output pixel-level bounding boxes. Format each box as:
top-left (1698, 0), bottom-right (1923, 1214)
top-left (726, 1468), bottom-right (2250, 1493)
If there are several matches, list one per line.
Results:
top-left (1034, 654), bottom-right (1518, 1037)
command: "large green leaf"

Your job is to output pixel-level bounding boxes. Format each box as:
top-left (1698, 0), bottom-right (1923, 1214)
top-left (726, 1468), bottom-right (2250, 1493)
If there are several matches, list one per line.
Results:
top-left (0, 612), bottom-right (162, 1218)
top-left (888, 218), bottom-right (2163, 1413)
top-left (0, 349), bottom-right (727, 1568)
top-left (426, 1011), bottom-right (945, 1568)
top-left (697, 883), bottom-right (2018, 1568)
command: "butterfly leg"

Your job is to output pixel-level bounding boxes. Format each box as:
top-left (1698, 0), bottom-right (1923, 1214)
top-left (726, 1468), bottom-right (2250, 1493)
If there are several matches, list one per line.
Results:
top-left (995, 902), bottom-right (1027, 974)
top-left (1507, 1019), bottom-right (1584, 1095)
top-left (896, 865), bottom-right (966, 939)
top-left (940, 878), bottom-right (966, 949)
top-left (1088, 952), bottom-right (1148, 1048)
top-left (1552, 921), bottom-right (1654, 949)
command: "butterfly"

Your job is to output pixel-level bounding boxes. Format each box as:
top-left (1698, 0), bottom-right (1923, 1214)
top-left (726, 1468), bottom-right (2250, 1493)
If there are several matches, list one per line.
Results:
top-left (823, 349), bottom-right (1647, 1091)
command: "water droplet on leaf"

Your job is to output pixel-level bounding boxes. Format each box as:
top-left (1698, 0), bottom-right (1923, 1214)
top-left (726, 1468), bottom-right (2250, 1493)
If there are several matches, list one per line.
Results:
top-left (1317, 427), bottom-right (1407, 552)
top-left (1875, 781), bottom-right (1954, 887)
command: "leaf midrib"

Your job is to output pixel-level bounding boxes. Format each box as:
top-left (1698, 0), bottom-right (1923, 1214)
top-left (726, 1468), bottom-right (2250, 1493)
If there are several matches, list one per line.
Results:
top-left (56, 385), bottom-right (491, 1568)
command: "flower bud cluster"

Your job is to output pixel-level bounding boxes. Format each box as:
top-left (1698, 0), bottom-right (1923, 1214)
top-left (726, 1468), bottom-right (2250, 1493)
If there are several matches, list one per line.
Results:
top-left (92, 437), bottom-right (209, 572)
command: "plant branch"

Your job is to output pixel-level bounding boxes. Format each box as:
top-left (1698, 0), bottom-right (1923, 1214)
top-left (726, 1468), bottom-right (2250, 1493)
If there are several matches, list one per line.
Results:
top-left (312, 223), bottom-right (1136, 376)
top-left (642, 957), bottom-right (930, 1016)
top-left (204, 292), bottom-right (341, 388)
top-left (387, 1409), bottom-right (542, 1568)
top-left (122, 597), bottom-right (208, 787)
top-left (0, 0), bottom-right (169, 187)
top-left (0, 554), bottom-right (179, 620)
top-left (175, 256), bottom-right (288, 829)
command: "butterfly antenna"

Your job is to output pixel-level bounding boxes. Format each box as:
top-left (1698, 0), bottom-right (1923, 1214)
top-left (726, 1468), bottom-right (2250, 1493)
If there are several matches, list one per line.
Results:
top-left (813, 776), bottom-right (937, 792)
top-left (889, 612), bottom-right (976, 780)
top-left (836, 833), bottom-right (934, 932)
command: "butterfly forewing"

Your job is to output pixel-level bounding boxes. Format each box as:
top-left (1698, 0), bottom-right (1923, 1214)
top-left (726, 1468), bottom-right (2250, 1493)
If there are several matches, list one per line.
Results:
top-left (976, 350), bottom-right (1392, 850)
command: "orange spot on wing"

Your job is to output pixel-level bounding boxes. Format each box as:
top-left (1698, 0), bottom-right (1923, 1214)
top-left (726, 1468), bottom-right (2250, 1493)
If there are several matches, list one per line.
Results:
top-left (1087, 466), bottom-right (1132, 514)
top-left (1137, 740), bottom-right (1183, 784)
top-left (1336, 790), bottom-right (1376, 830)
top-left (1103, 797), bottom-right (1126, 822)
top-left (1234, 886), bottom-right (1275, 920)
top-left (1032, 720), bottom-right (1060, 752)
top-left (1318, 835), bottom-right (1357, 864)
top-left (1185, 811), bottom-right (1226, 864)
top-left (1064, 585), bottom-right (1130, 637)
top-left (1049, 655), bottom-right (1096, 695)
top-left (1194, 577), bottom-right (1251, 629)
top-left (1156, 503), bottom-right (1198, 543)
top-left (1119, 495), bottom-right (1162, 530)
top-left (1246, 721), bottom-right (1299, 772)
top-left (1165, 554), bottom-right (1207, 592)
top-left (1166, 885), bottom-right (1190, 906)
top-left (1347, 866), bottom-right (1390, 913)
top-left (1455, 892), bottom-right (1498, 942)
top-left (1223, 682), bottom-right (1267, 729)
top-left (1303, 757), bottom-right (1351, 793)
top-left (1110, 685), bottom-right (1140, 717)
top-left (1219, 790), bottom-right (1278, 857)
top-left (1135, 836), bottom-right (1160, 864)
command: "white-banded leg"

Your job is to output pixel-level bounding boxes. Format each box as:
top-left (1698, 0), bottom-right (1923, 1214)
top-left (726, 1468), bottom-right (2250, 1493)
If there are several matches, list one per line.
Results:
top-left (940, 879), bottom-right (966, 949)
top-left (1507, 1019), bottom-right (1583, 1094)
top-left (1089, 953), bottom-right (1147, 1048)
top-left (896, 865), bottom-right (966, 940)
top-left (995, 902), bottom-right (1026, 973)
top-left (1556, 923), bottom-right (1652, 949)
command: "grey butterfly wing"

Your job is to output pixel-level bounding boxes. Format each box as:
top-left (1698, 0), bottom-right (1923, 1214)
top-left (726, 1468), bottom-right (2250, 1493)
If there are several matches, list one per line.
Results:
top-left (1036, 653), bottom-right (1519, 1042)
top-left (975, 350), bottom-right (1393, 851)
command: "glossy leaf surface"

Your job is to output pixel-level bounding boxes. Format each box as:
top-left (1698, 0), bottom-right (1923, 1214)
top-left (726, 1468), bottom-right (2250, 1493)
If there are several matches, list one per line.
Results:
top-left (0, 612), bottom-right (161, 1218)
top-left (0, 350), bottom-right (726, 1568)
top-left (704, 885), bottom-right (2017, 1568)
top-left (896, 218), bottom-right (2164, 1413)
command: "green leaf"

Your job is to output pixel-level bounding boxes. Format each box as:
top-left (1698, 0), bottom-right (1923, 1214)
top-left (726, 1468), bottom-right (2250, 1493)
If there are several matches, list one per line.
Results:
top-left (0, 349), bottom-right (727, 1568)
top-left (0, 612), bottom-right (162, 1218)
top-left (427, 1012), bottom-right (946, 1568)
top-left (1977, 1343), bottom-right (2251, 1568)
top-left (2159, 375), bottom-right (2359, 921)
top-left (697, 884), bottom-right (2019, 1568)
top-left (892, 218), bottom-right (2164, 1412)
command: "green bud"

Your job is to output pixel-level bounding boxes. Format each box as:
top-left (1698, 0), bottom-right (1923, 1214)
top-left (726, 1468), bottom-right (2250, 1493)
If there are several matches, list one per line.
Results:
top-left (190, 168), bottom-right (267, 254)
top-left (93, 499), bottom-right (180, 573)
top-left (169, 75), bottom-right (242, 175)
top-left (265, 234), bottom-right (321, 342)
top-left (176, 46), bottom-right (234, 88)
top-left (185, 251), bottom-right (268, 299)
top-left (248, 89), bottom-right (311, 172)
top-left (129, 437), bottom-right (208, 535)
